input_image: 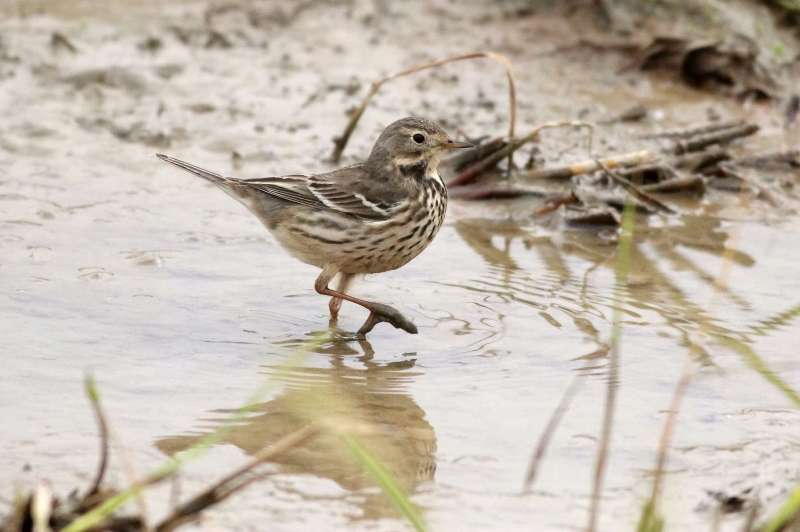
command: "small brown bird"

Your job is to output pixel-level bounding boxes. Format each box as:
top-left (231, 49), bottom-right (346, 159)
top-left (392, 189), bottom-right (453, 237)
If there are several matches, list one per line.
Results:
top-left (157, 117), bottom-right (470, 335)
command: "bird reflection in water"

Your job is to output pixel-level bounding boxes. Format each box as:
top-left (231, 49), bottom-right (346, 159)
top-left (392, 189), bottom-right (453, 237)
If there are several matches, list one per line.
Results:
top-left (156, 332), bottom-right (436, 520)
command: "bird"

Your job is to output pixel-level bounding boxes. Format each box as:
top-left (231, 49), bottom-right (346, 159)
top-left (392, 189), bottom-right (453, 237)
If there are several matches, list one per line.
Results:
top-left (156, 117), bottom-right (470, 335)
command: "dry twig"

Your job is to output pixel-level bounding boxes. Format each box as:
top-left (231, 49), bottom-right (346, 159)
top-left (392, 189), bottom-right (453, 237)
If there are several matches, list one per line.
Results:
top-left (519, 150), bottom-right (656, 181)
top-left (671, 123), bottom-right (759, 155)
top-left (331, 52), bottom-right (516, 163)
top-left (641, 120), bottom-right (745, 140)
top-left (596, 159), bottom-right (676, 214)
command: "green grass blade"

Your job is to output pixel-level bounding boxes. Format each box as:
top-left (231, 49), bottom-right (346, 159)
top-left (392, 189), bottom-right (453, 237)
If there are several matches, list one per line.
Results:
top-left (636, 499), bottom-right (664, 532)
top-left (63, 336), bottom-right (323, 532)
top-left (587, 201), bottom-right (636, 532)
top-left (341, 433), bottom-right (427, 532)
top-left (761, 484), bottom-right (800, 532)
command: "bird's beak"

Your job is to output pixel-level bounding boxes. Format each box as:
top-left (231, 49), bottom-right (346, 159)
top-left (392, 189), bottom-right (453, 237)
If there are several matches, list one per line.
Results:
top-left (441, 139), bottom-right (473, 150)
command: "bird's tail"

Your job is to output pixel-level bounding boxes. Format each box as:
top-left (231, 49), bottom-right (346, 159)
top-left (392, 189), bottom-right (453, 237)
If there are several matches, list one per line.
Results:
top-left (156, 153), bottom-right (229, 185)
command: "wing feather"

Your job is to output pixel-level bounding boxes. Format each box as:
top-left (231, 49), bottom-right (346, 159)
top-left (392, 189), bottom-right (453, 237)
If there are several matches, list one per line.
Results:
top-left (234, 165), bottom-right (402, 220)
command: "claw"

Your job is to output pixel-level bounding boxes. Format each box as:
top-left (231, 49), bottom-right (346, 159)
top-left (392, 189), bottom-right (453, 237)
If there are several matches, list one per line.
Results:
top-left (357, 303), bottom-right (418, 336)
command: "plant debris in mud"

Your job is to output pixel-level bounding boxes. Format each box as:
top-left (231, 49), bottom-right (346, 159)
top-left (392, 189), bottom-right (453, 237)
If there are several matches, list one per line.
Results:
top-left (439, 118), bottom-right (796, 228)
top-left (0, 377), bottom-right (320, 532)
top-left (330, 49), bottom-right (796, 230)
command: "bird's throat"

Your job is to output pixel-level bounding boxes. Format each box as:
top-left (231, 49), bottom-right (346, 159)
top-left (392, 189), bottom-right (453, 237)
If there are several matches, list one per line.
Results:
top-left (396, 159), bottom-right (428, 181)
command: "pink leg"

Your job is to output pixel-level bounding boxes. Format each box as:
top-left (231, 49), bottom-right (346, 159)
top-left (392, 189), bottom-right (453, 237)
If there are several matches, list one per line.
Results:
top-left (328, 273), bottom-right (354, 321)
top-left (314, 266), bottom-right (417, 336)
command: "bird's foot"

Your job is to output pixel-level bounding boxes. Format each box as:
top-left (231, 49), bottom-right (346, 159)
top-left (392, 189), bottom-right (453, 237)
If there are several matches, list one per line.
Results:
top-left (357, 303), bottom-right (418, 336)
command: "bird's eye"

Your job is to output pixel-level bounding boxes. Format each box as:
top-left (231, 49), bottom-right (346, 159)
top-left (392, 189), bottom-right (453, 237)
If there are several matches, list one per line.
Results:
top-left (412, 133), bottom-right (425, 144)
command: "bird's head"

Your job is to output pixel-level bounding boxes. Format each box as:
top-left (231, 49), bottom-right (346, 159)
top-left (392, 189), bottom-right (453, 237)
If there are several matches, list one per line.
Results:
top-left (367, 117), bottom-right (471, 180)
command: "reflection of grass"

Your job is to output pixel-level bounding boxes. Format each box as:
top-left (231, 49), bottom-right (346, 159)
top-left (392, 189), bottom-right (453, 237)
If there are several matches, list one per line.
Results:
top-left (716, 336), bottom-right (800, 407)
top-left (63, 333), bottom-right (425, 532)
top-left (462, 209), bottom-right (800, 529)
top-left (636, 358), bottom-right (692, 532)
top-left (587, 202), bottom-right (636, 532)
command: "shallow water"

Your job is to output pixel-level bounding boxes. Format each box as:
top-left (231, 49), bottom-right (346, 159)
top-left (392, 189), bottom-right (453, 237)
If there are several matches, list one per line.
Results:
top-left (2, 1), bottom-right (799, 531)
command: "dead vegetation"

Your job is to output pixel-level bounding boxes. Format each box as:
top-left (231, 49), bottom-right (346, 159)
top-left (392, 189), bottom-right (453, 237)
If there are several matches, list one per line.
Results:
top-left (327, 35), bottom-right (797, 233)
top-left (443, 118), bottom-right (798, 228)
top-left (0, 377), bottom-right (312, 532)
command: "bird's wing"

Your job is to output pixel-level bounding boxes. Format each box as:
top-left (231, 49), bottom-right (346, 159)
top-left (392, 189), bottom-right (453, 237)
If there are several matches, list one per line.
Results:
top-left (238, 175), bottom-right (325, 210)
top-left (240, 164), bottom-right (403, 220)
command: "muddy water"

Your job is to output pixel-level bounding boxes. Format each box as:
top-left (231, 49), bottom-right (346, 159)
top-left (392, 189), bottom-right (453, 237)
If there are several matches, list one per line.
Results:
top-left (2, 2), bottom-right (800, 531)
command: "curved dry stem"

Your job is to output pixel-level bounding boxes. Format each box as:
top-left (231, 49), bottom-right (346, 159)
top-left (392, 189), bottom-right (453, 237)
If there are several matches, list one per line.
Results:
top-left (83, 374), bottom-right (109, 499)
top-left (331, 52), bottom-right (517, 163)
top-left (527, 120), bottom-right (595, 159)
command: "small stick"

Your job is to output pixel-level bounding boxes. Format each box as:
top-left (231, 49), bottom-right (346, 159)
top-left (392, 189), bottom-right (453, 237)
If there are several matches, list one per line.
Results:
top-left (730, 150), bottom-right (799, 169)
top-left (640, 174), bottom-right (705, 194)
top-left (331, 52), bottom-right (516, 163)
top-left (672, 146), bottom-right (730, 172)
top-left (518, 150), bottom-right (656, 181)
top-left (641, 120), bottom-right (745, 140)
top-left (672, 124), bottom-right (759, 155)
top-left (597, 159), bottom-right (676, 214)
top-left (522, 376), bottom-right (582, 492)
top-left (448, 120), bottom-right (594, 188)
